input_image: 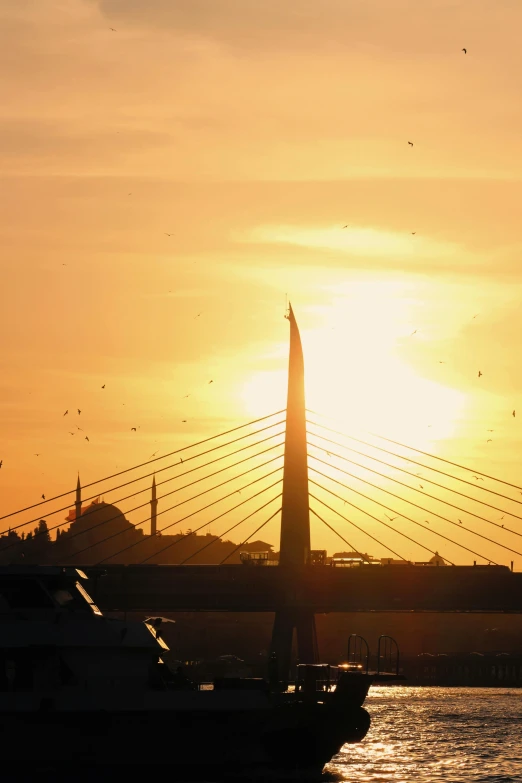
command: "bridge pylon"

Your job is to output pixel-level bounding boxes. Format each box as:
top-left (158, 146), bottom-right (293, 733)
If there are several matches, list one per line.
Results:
top-left (270, 304), bottom-right (318, 680)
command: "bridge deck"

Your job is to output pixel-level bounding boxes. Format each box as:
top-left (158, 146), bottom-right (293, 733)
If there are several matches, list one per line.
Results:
top-left (82, 564), bottom-right (522, 613)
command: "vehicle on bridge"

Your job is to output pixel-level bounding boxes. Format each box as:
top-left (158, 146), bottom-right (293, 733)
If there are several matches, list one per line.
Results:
top-left (0, 565), bottom-right (379, 779)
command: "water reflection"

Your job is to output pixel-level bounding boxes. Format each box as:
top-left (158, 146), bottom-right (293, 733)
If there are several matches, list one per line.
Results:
top-left (327, 687), bottom-right (522, 782)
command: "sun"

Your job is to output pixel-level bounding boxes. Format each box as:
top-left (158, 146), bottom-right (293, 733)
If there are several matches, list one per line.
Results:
top-left (238, 279), bottom-right (467, 451)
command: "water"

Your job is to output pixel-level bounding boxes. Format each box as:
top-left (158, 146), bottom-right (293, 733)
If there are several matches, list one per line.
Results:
top-left (327, 687), bottom-right (522, 782)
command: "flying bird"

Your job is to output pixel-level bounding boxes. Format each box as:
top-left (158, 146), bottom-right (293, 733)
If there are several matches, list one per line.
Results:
top-left (34, 453), bottom-right (40, 457)
top-left (181, 420), bottom-right (187, 423)
top-left (487, 439), bottom-right (493, 443)
top-left (69, 432), bottom-right (75, 435)
top-left (472, 475), bottom-right (484, 481)
top-left (150, 451), bottom-right (159, 458)
top-left (131, 427), bottom-right (137, 431)
top-left (109, 27), bottom-right (117, 31)
top-left (425, 520), bottom-right (429, 524)
top-left (0, 460), bottom-right (2, 469)
top-left (472, 314), bottom-right (478, 319)
top-left (194, 313), bottom-right (202, 319)
top-left (85, 436), bottom-right (89, 442)
top-left (458, 519), bottom-right (462, 524)
top-left (410, 329), bottom-right (417, 336)
top-left (76, 426), bottom-right (83, 431)
top-left (462, 48), bottom-right (467, 54)
top-left (411, 232), bottom-right (416, 235)
top-left (77, 409), bottom-right (81, 415)
top-left (487, 429), bottom-right (494, 432)
top-left (408, 141), bottom-right (414, 146)
top-left (101, 385), bottom-right (105, 389)
top-left (180, 458), bottom-right (183, 463)
top-left (438, 361), bottom-right (445, 364)
top-left (63, 410), bottom-right (68, 416)
top-left (41, 494), bottom-right (45, 500)
top-left (513, 410), bottom-right (516, 418)
top-left (164, 233), bottom-right (174, 237)
top-left (478, 371), bottom-right (482, 378)
top-left (183, 394), bottom-right (190, 398)
top-left (342, 225), bottom-right (349, 228)
top-left (208, 380), bottom-right (213, 384)
top-left (385, 515), bottom-right (398, 522)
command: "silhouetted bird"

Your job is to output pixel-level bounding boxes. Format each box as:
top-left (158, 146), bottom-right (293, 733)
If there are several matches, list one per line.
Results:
top-left (150, 451), bottom-right (158, 458)
top-left (63, 410), bottom-right (68, 416)
top-left (208, 380), bottom-right (213, 384)
top-left (194, 313), bottom-right (202, 319)
top-left (76, 426), bottom-right (83, 431)
top-left (34, 453), bottom-right (40, 457)
top-left (458, 519), bottom-right (462, 524)
top-left (411, 232), bottom-right (416, 235)
top-left (69, 432), bottom-right (75, 435)
top-left (487, 439), bottom-right (493, 443)
top-left (101, 385), bottom-right (105, 389)
top-left (408, 141), bottom-right (414, 146)
top-left (472, 475), bottom-right (484, 481)
top-left (462, 48), bottom-right (467, 53)
top-left (501, 524), bottom-right (504, 528)
top-left (385, 515), bottom-right (398, 521)
top-left (41, 494), bottom-right (45, 500)
top-left (180, 457), bottom-right (183, 463)
top-left (0, 460), bottom-right (2, 469)
top-left (85, 436), bottom-right (89, 442)
top-left (77, 409), bottom-right (81, 415)
top-left (183, 394), bottom-right (190, 398)
top-left (110, 27), bottom-right (117, 31)
top-left (478, 371), bottom-right (482, 378)
top-left (342, 225), bottom-right (349, 228)
top-left (419, 484), bottom-right (424, 489)
top-left (425, 520), bottom-right (429, 524)
top-left (513, 410), bottom-right (516, 417)
top-left (439, 361), bottom-right (445, 364)
top-left (131, 427), bottom-right (137, 431)
top-left (164, 233), bottom-right (174, 237)
top-left (487, 429), bottom-right (494, 432)
top-left (182, 420), bottom-right (187, 423)
top-left (410, 329), bottom-right (417, 336)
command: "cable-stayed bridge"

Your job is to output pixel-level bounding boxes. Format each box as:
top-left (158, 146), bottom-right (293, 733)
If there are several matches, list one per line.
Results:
top-left (3, 306), bottom-right (522, 675)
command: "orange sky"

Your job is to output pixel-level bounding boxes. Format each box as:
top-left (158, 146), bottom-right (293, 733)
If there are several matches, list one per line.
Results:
top-left (1, 0), bottom-right (522, 567)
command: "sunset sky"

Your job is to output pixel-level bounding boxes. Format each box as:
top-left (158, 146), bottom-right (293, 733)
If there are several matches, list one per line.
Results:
top-left (1, 0), bottom-right (522, 566)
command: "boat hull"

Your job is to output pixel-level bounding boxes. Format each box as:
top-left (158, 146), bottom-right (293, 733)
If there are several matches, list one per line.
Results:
top-left (0, 702), bottom-right (371, 779)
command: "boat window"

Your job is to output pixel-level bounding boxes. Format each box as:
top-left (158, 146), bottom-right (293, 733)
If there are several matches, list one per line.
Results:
top-left (52, 588), bottom-right (75, 607)
top-left (76, 582), bottom-right (102, 615)
top-left (0, 578), bottom-right (54, 609)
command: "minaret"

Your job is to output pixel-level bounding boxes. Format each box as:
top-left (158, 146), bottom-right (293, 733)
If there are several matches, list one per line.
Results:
top-left (150, 474), bottom-right (158, 536)
top-left (75, 474), bottom-right (82, 522)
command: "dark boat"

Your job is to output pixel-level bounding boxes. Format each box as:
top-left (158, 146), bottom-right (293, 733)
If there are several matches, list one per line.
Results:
top-left (0, 566), bottom-right (373, 779)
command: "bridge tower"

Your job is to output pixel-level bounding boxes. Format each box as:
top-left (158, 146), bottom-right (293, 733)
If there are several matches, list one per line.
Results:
top-left (270, 304), bottom-right (318, 680)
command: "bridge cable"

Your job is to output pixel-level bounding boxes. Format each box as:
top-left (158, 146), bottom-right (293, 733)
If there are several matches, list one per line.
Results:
top-left (306, 414), bottom-right (522, 507)
top-left (309, 470), bottom-right (497, 564)
top-left (310, 496), bottom-right (408, 560)
top-left (310, 488), bottom-right (452, 563)
top-left (3, 438), bottom-right (285, 555)
top-left (0, 408), bottom-right (285, 522)
top-left (162, 493), bottom-right (283, 566)
top-left (307, 434), bottom-right (522, 535)
top-left (2, 422), bottom-right (285, 537)
top-left (369, 430), bottom-right (522, 494)
top-left (43, 453), bottom-right (284, 563)
top-left (310, 508), bottom-right (408, 563)
top-left (309, 504), bottom-right (405, 560)
top-left (309, 507), bottom-right (360, 557)
top-left (309, 453), bottom-right (522, 558)
top-left (70, 470), bottom-right (283, 565)
top-left (133, 488), bottom-right (282, 567)
top-left (220, 507), bottom-right (282, 565)
top-left (97, 475), bottom-right (283, 565)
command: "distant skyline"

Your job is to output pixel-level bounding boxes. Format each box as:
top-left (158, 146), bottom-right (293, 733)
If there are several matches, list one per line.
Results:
top-left (1, 1), bottom-right (522, 566)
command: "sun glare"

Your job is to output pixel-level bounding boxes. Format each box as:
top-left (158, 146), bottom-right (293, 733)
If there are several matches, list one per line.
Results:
top-left (239, 280), bottom-right (467, 451)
